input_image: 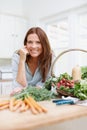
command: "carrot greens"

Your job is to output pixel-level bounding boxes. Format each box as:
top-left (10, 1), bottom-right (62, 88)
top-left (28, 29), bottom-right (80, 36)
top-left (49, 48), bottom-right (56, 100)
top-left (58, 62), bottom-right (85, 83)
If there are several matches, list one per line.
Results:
top-left (13, 86), bottom-right (57, 101)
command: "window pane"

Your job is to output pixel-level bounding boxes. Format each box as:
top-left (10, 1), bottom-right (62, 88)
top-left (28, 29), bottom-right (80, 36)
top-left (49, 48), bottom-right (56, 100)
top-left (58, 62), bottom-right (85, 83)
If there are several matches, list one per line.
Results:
top-left (47, 19), bottom-right (69, 50)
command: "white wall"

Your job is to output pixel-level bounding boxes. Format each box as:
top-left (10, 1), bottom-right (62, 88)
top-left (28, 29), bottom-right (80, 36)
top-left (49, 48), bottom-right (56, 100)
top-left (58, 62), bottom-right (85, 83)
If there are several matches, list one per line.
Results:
top-left (23, 0), bottom-right (87, 26)
top-left (0, 0), bottom-right (24, 16)
top-left (0, 0), bottom-right (87, 26)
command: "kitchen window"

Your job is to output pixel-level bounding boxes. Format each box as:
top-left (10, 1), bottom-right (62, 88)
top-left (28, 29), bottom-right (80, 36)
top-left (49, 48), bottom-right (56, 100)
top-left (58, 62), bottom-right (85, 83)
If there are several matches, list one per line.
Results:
top-left (40, 5), bottom-right (87, 76)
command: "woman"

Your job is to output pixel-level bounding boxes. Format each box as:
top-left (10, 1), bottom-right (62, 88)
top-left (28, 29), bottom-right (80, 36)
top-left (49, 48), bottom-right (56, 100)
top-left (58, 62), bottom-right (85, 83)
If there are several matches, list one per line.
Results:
top-left (12, 27), bottom-right (55, 94)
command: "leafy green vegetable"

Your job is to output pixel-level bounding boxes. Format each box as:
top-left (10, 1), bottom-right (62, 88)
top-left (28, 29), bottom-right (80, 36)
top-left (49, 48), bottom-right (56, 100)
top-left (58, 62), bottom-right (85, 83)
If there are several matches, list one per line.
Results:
top-left (13, 86), bottom-right (57, 101)
top-left (81, 66), bottom-right (87, 79)
top-left (57, 72), bottom-right (72, 82)
top-left (81, 66), bottom-right (87, 74)
top-left (74, 79), bottom-right (87, 100)
top-left (81, 72), bottom-right (87, 79)
top-left (44, 76), bottom-right (57, 90)
top-left (44, 73), bottom-right (72, 90)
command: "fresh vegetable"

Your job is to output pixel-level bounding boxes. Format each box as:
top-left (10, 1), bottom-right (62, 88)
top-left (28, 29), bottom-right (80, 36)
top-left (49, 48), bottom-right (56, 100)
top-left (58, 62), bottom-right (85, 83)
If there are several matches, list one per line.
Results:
top-left (13, 99), bottom-right (23, 112)
top-left (24, 97), bottom-right (38, 114)
top-left (13, 86), bottom-right (57, 101)
top-left (81, 66), bottom-right (87, 79)
top-left (0, 96), bottom-right (48, 114)
top-left (56, 78), bottom-right (74, 88)
top-left (44, 73), bottom-right (74, 96)
top-left (0, 86), bottom-right (57, 113)
top-left (0, 85), bottom-right (57, 113)
top-left (44, 76), bottom-right (57, 90)
top-left (74, 79), bottom-right (87, 100)
top-left (0, 100), bottom-right (9, 107)
top-left (44, 73), bottom-right (72, 90)
top-left (9, 97), bottom-right (15, 111)
top-left (81, 66), bottom-right (87, 74)
top-left (57, 73), bottom-right (72, 82)
top-left (81, 72), bottom-right (87, 79)
top-left (0, 104), bottom-right (9, 110)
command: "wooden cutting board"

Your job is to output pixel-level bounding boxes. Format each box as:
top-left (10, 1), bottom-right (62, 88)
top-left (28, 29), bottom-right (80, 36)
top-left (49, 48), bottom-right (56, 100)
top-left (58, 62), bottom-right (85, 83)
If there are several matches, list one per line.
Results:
top-left (0, 97), bottom-right (87, 130)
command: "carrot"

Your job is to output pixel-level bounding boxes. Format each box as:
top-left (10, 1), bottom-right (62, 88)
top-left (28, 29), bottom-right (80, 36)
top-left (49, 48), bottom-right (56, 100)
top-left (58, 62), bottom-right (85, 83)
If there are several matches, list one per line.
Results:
top-left (24, 99), bottom-right (29, 111)
top-left (24, 97), bottom-right (38, 115)
top-left (0, 104), bottom-right (9, 110)
top-left (24, 104), bottom-right (29, 111)
top-left (9, 97), bottom-right (15, 111)
top-left (13, 100), bottom-right (23, 111)
top-left (28, 96), bottom-right (47, 113)
top-left (14, 99), bottom-right (22, 106)
top-left (19, 101), bottom-right (26, 112)
top-left (0, 100), bottom-right (9, 107)
top-left (0, 100), bottom-right (9, 103)
top-left (28, 96), bottom-right (42, 113)
top-left (37, 103), bottom-right (47, 113)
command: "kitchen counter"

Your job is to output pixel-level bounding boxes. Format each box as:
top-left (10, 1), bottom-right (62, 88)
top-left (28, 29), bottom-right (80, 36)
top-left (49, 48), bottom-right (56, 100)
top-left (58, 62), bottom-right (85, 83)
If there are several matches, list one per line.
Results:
top-left (0, 80), bottom-right (13, 95)
top-left (0, 97), bottom-right (87, 130)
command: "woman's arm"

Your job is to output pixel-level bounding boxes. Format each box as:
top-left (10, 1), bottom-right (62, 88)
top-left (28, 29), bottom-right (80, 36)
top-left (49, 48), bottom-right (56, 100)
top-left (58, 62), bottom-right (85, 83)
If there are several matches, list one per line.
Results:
top-left (16, 48), bottom-right (29, 87)
top-left (12, 47), bottom-right (29, 87)
top-left (16, 57), bottom-right (27, 87)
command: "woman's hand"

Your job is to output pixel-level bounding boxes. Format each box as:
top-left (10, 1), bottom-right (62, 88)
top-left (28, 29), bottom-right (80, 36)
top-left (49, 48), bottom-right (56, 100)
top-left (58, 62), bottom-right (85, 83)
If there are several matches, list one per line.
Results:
top-left (10, 87), bottom-right (23, 96)
top-left (19, 46), bottom-right (29, 61)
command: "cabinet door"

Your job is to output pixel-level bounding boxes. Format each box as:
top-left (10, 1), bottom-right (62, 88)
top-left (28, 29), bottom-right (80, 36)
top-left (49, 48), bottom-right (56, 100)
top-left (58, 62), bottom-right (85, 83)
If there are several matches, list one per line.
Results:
top-left (13, 17), bottom-right (28, 51)
top-left (0, 15), bottom-right (14, 58)
top-left (0, 81), bottom-right (13, 95)
top-left (0, 14), bottom-right (28, 58)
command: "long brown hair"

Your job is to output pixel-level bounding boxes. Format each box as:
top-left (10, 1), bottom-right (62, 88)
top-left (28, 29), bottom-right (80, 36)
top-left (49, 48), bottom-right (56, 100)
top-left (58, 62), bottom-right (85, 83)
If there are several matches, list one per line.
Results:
top-left (24, 27), bottom-right (52, 82)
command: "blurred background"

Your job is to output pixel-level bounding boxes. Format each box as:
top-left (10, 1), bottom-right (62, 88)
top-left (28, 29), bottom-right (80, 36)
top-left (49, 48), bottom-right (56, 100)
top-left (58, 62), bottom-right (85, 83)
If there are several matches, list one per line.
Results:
top-left (0, 0), bottom-right (87, 79)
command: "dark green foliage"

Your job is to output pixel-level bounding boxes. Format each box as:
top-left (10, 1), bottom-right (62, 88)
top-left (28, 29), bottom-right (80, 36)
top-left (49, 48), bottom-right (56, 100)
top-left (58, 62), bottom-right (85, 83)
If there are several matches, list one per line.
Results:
top-left (57, 72), bottom-right (72, 82)
top-left (81, 66), bottom-right (87, 79)
top-left (13, 86), bottom-right (57, 101)
top-left (44, 76), bottom-right (57, 90)
top-left (74, 80), bottom-right (87, 100)
top-left (81, 72), bottom-right (87, 79)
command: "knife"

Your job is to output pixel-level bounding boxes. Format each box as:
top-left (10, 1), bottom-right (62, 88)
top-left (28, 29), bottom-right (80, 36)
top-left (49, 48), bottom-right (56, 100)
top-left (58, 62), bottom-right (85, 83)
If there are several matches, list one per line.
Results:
top-left (52, 99), bottom-right (74, 105)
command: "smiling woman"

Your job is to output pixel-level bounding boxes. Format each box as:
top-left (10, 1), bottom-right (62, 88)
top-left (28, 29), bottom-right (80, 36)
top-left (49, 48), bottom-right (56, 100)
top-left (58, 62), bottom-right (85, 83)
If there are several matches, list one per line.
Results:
top-left (11, 27), bottom-right (55, 95)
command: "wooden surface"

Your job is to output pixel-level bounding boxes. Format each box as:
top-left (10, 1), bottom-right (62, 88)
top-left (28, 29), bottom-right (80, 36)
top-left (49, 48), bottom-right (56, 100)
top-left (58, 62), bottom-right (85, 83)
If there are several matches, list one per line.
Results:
top-left (0, 97), bottom-right (87, 130)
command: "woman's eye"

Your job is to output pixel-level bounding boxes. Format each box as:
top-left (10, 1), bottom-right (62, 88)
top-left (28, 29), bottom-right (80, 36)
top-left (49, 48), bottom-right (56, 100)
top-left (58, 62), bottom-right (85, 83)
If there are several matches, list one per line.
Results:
top-left (36, 41), bottom-right (41, 44)
top-left (27, 41), bottom-right (41, 44)
top-left (27, 41), bottom-right (32, 44)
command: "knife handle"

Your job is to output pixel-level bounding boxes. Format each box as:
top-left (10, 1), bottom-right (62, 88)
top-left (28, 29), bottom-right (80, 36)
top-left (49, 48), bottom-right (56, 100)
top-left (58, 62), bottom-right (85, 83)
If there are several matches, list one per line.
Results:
top-left (52, 99), bottom-right (66, 103)
top-left (56, 100), bottom-right (74, 105)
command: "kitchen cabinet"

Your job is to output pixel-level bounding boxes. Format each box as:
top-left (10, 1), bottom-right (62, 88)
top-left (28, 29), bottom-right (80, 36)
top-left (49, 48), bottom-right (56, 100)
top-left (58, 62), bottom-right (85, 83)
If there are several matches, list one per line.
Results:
top-left (0, 80), bottom-right (13, 95)
top-left (0, 66), bottom-right (13, 80)
top-left (0, 14), bottom-right (28, 58)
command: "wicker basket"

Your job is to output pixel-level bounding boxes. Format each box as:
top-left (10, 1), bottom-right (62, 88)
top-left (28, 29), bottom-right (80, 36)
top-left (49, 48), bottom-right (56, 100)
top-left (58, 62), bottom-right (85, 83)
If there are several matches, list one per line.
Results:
top-left (56, 88), bottom-right (74, 97)
top-left (51, 48), bottom-right (87, 96)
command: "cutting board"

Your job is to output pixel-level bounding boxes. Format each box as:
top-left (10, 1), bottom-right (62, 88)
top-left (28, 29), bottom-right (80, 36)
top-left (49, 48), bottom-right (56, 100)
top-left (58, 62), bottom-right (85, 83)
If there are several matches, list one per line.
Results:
top-left (0, 97), bottom-right (87, 130)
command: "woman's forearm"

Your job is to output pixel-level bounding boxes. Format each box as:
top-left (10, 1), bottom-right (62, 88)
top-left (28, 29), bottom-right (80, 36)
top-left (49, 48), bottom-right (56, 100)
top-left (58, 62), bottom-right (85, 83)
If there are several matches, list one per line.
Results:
top-left (16, 47), bottom-right (29, 87)
top-left (16, 59), bottom-right (27, 87)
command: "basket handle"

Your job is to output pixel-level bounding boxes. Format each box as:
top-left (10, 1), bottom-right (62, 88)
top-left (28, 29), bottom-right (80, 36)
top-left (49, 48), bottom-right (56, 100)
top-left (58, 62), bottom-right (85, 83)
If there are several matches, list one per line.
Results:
top-left (51, 48), bottom-right (87, 77)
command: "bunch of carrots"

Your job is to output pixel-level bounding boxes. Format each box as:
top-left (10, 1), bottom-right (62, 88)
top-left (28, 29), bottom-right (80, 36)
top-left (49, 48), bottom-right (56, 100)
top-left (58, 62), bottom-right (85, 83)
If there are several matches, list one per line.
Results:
top-left (0, 96), bottom-right (47, 114)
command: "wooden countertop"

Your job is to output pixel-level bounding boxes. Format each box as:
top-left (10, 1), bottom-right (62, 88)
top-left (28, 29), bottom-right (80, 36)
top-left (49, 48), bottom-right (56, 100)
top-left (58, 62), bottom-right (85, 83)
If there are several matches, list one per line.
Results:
top-left (0, 98), bottom-right (87, 130)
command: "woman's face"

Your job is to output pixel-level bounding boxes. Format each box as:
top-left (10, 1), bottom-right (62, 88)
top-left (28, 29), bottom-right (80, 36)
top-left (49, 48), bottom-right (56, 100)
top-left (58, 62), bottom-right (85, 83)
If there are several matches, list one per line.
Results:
top-left (26, 33), bottom-right (42, 58)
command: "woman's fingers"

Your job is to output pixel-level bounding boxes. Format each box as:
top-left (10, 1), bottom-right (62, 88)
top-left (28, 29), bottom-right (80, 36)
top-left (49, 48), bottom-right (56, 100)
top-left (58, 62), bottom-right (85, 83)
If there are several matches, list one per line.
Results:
top-left (24, 46), bottom-right (29, 55)
top-left (10, 87), bottom-right (23, 96)
top-left (18, 46), bottom-right (29, 61)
